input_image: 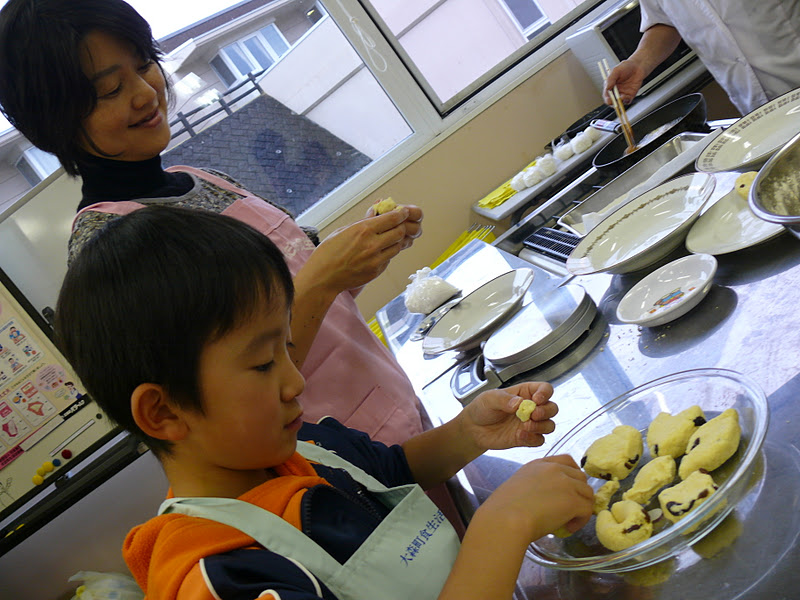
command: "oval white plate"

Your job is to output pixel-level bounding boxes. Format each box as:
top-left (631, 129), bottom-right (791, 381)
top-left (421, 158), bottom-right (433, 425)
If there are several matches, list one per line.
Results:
top-left (686, 186), bottom-right (784, 255)
top-left (696, 88), bottom-right (800, 173)
top-left (422, 268), bottom-right (534, 354)
top-left (566, 173), bottom-right (716, 275)
top-left (616, 253), bottom-right (717, 327)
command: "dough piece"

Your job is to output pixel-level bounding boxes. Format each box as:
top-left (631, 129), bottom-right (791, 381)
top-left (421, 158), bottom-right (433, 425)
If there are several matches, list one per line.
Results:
top-left (658, 470), bottom-right (718, 524)
top-left (622, 455), bottom-right (676, 505)
top-left (593, 479), bottom-right (620, 515)
top-left (595, 500), bottom-right (653, 552)
top-left (372, 198), bottom-right (399, 215)
top-left (735, 171), bottom-right (758, 199)
top-left (647, 405), bottom-right (706, 459)
top-left (581, 425), bottom-right (643, 481)
top-left (678, 408), bottom-right (741, 479)
top-left (515, 399), bottom-right (536, 422)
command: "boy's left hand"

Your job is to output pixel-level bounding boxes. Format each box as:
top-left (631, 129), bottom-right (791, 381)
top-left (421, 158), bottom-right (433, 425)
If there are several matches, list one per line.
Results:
top-left (462, 382), bottom-right (557, 451)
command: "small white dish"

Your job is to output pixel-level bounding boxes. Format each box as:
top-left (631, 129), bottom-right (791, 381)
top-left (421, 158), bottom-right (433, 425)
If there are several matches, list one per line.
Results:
top-left (686, 186), bottom-right (784, 255)
top-left (616, 253), bottom-right (717, 327)
top-left (696, 87), bottom-right (800, 173)
top-left (566, 172), bottom-right (716, 275)
top-left (422, 268), bottom-right (534, 354)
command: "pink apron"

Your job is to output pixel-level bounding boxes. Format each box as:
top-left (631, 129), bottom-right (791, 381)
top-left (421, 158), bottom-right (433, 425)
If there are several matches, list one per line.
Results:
top-left (73, 165), bottom-right (423, 445)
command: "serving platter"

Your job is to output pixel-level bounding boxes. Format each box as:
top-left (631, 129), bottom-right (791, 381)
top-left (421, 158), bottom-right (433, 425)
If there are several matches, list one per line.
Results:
top-left (421, 268), bottom-right (534, 354)
top-left (696, 87), bottom-right (800, 173)
top-left (565, 173), bottom-right (715, 275)
top-left (686, 186), bottom-right (784, 255)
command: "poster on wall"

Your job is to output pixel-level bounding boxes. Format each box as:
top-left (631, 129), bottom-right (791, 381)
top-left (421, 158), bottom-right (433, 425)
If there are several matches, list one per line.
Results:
top-left (0, 270), bottom-right (116, 519)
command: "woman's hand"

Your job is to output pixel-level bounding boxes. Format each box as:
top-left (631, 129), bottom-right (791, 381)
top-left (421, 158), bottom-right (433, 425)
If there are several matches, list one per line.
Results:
top-left (459, 381), bottom-right (558, 451)
top-left (365, 202), bottom-right (423, 246)
top-left (303, 206), bottom-right (421, 297)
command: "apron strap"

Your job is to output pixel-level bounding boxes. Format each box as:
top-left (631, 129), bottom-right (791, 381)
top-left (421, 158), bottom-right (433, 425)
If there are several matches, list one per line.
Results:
top-left (295, 441), bottom-right (390, 492)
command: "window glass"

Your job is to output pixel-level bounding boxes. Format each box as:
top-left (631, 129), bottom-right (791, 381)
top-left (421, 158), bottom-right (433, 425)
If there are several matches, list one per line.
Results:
top-left (163, 4), bottom-right (413, 221)
top-left (243, 36), bottom-right (274, 70)
top-left (260, 23), bottom-right (290, 56)
top-left (210, 55), bottom-right (237, 87)
top-left (223, 44), bottom-right (254, 75)
top-left (363, 0), bottom-right (597, 111)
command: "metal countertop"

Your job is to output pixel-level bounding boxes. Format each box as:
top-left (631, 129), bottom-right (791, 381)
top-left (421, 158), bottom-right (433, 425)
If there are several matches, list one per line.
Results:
top-left (376, 236), bottom-right (800, 599)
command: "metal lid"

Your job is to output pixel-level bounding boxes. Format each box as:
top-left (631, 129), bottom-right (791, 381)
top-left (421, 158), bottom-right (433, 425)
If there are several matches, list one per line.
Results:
top-left (483, 284), bottom-right (595, 366)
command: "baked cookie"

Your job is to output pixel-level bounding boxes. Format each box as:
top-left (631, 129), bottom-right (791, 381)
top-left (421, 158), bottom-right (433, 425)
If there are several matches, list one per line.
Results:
top-left (622, 455), bottom-right (677, 505)
top-left (516, 399), bottom-right (536, 422)
top-left (678, 408), bottom-right (741, 479)
top-left (372, 197), bottom-right (399, 215)
top-left (647, 405), bottom-right (706, 459)
top-left (581, 425), bottom-right (643, 481)
top-left (593, 479), bottom-right (620, 515)
top-left (595, 500), bottom-right (653, 552)
top-left (734, 171), bottom-right (758, 199)
top-left (658, 469), bottom-right (719, 524)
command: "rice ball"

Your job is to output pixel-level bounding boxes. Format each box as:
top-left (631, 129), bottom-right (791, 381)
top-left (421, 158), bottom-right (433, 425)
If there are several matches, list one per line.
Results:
top-left (537, 154), bottom-right (557, 177)
top-left (571, 131), bottom-right (593, 154)
top-left (523, 166), bottom-right (544, 187)
top-left (554, 141), bottom-right (574, 161)
top-left (510, 172), bottom-right (527, 191)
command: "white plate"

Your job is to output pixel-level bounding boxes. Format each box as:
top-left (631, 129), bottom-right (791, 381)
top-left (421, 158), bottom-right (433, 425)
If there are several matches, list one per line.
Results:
top-left (686, 185), bottom-right (784, 255)
top-left (566, 173), bottom-right (716, 276)
top-left (696, 87), bottom-right (800, 173)
top-left (422, 268), bottom-right (534, 354)
top-left (616, 253), bottom-right (717, 327)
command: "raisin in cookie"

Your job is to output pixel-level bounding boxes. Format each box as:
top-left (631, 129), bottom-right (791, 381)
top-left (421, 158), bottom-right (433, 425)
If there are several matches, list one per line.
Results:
top-left (658, 470), bottom-right (719, 524)
top-left (622, 455), bottom-right (677, 505)
top-left (595, 500), bottom-right (654, 552)
top-left (581, 425), bottom-right (642, 481)
top-left (679, 408), bottom-right (741, 479)
top-left (647, 405), bottom-right (706, 459)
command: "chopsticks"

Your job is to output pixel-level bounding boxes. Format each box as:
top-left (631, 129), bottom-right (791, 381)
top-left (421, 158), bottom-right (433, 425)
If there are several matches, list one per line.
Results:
top-left (598, 59), bottom-right (636, 153)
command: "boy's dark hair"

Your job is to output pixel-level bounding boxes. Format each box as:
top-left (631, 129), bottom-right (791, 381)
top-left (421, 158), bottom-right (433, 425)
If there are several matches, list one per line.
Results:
top-left (54, 206), bottom-right (294, 455)
top-left (0, 0), bottom-right (168, 176)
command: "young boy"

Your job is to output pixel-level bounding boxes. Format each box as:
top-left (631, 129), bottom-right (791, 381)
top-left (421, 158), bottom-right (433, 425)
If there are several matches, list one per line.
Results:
top-left (55, 206), bottom-right (593, 600)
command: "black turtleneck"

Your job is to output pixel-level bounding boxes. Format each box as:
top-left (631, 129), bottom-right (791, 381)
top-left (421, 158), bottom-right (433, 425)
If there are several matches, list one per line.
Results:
top-left (76, 153), bottom-right (194, 211)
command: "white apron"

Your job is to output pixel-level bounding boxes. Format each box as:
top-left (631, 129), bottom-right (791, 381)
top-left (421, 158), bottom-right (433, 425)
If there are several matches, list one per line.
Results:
top-left (159, 442), bottom-right (461, 600)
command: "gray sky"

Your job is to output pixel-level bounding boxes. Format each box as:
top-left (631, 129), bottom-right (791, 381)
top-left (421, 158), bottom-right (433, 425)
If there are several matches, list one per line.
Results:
top-left (0, 0), bottom-right (243, 132)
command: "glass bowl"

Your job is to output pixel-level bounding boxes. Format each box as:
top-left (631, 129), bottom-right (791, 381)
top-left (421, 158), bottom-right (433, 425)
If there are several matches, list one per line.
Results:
top-left (527, 368), bottom-right (768, 573)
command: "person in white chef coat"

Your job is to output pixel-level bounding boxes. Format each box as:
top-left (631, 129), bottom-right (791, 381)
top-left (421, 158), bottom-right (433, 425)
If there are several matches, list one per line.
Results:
top-left (603, 0), bottom-right (800, 115)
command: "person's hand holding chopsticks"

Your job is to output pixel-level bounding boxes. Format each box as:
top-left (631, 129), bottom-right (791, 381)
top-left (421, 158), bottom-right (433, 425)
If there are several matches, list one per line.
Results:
top-left (602, 59), bottom-right (647, 106)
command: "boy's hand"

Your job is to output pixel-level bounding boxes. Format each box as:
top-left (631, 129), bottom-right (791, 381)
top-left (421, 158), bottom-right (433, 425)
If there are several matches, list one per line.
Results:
top-left (461, 381), bottom-right (558, 451)
top-left (479, 455), bottom-right (594, 542)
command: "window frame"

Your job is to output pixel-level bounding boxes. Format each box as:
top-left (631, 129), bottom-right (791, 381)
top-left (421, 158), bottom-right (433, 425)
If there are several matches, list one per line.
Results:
top-left (296, 0), bottom-right (611, 229)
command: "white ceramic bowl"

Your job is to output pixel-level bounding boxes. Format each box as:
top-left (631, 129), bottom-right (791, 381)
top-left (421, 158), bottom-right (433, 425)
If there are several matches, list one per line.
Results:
top-left (421, 268), bottom-right (534, 354)
top-left (566, 173), bottom-right (716, 275)
top-left (696, 87), bottom-right (800, 173)
top-left (616, 253), bottom-right (717, 327)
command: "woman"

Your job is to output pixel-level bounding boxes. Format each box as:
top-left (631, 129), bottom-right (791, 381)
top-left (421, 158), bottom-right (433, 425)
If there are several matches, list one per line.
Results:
top-left (0, 0), bottom-right (426, 447)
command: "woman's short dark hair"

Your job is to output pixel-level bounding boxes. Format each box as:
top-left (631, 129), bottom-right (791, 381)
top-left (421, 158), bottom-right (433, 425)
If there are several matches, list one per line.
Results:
top-left (0, 0), bottom-right (167, 176)
top-left (54, 206), bottom-right (295, 455)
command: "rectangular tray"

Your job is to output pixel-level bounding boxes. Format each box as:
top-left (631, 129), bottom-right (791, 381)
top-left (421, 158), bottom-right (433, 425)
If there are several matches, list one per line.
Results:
top-left (557, 129), bottom-right (722, 236)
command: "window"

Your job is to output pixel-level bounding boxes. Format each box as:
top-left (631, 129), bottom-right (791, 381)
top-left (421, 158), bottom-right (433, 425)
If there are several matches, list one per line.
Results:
top-left (15, 147), bottom-right (60, 187)
top-left (502, 0), bottom-right (550, 39)
top-left (210, 23), bottom-right (292, 87)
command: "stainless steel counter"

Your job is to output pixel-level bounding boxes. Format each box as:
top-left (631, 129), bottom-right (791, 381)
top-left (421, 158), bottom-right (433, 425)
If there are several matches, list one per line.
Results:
top-left (376, 236), bottom-right (800, 599)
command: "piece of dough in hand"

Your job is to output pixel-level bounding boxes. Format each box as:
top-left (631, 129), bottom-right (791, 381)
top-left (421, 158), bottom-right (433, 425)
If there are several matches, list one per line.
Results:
top-left (516, 399), bottom-right (536, 422)
top-left (372, 197), bottom-right (400, 215)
